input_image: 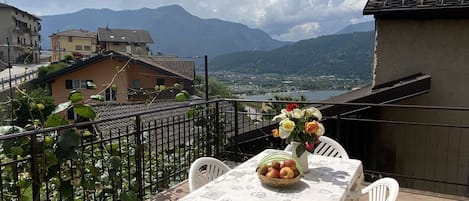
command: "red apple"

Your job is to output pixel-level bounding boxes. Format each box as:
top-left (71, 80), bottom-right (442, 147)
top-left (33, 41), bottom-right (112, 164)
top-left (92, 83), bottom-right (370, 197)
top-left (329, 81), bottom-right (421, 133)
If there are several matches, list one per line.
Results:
top-left (283, 159), bottom-right (296, 170)
top-left (265, 167), bottom-right (280, 178)
top-left (279, 167), bottom-right (295, 179)
top-left (271, 161), bottom-right (281, 170)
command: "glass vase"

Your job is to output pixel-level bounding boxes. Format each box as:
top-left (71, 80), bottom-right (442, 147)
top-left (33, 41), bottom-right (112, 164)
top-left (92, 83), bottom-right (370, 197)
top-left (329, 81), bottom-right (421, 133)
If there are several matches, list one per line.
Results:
top-left (290, 141), bottom-right (309, 173)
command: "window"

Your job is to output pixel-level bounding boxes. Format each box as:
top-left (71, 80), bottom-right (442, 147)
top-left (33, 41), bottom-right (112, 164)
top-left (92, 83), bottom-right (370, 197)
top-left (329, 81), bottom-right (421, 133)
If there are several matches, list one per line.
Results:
top-left (136, 47), bottom-right (142, 54)
top-left (131, 80), bottom-right (141, 88)
top-left (105, 87), bottom-right (117, 101)
top-left (84, 45), bottom-right (91, 51)
top-left (68, 36), bottom-right (73, 42)
top-left (156, 79), bottom-right (165, 86)
top-left (75, 45), bottom-right (83, 50)
top-left (126, 45), bottom-right (131, 54)
top-left (65, 80), bottom-right (93, 89)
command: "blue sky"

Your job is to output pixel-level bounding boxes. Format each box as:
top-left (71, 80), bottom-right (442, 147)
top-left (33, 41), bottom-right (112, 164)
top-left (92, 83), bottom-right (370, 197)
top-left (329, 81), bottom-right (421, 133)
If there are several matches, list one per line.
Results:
top-left (6, 0), bottom-right (372, 41)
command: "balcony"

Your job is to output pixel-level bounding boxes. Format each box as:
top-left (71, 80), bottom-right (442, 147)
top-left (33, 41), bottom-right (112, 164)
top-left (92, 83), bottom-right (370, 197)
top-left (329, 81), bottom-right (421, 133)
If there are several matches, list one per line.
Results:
top-left (0, 99), bottom-right (468, 200)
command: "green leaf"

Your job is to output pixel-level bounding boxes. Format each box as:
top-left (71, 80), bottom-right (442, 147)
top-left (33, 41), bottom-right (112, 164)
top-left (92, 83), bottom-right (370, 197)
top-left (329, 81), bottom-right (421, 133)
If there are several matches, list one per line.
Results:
top-left (175, 92), bottom-right (188, 102)
top-left (82, 130), bottom-right (93, 137)
top-left (86, 165), bottom-right (100, 177)
top-left (120, 191), bottom-right (138, 201)
top-left (57, 130), bottom-right (80, 151)
top-left (107, 156), bottom-right (121, 170)
top-left (69, 90), bottom-right (84, 103)
top-left (46, 114), bottom-right (69, 127)
top-left (295, 144), bottom-right (306, 158)
top-left (59, 180), bottom-right (73, 199)
top-left (73, 104), bottom-right (96, 120)
top-left (90, 95), bottom-right (104, 102)
top-left (173, 83), bottom-right (183, 90)
top-left (87, 81), bottom-right (97, 89)
top-left (180, 90), bottom-right (190, 98)
top-left (10, 146), bottom-right (23, 156)
top-left (53, 101), bottom-right (71, 114)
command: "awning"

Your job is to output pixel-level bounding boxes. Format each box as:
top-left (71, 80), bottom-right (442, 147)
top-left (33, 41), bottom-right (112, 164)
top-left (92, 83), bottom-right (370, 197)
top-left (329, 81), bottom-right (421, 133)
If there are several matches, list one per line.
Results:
top-left (320, 73), bottom-right (431, 117)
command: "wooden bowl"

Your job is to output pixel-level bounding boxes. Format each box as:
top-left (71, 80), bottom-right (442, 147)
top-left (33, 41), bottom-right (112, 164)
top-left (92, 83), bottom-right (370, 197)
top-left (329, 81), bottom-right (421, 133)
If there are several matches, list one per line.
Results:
top-left (257, 171), bottom-right (302, 188)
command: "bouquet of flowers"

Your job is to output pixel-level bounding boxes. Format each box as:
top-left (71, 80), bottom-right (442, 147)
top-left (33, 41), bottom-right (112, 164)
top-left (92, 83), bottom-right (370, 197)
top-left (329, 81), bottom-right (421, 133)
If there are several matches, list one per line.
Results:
top-left (271, 102), bottom-right (325, 157)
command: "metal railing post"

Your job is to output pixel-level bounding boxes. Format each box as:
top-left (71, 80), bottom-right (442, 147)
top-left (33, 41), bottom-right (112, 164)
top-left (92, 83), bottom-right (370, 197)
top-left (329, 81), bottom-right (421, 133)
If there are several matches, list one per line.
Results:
top-left (30, 134), bottom-right (40, 201)
top-left (135, 115), bottom-right (144, 200)
top-left (234, 102), bottom-right (239, 152)
top-left (336, 114), bottom-right (341, 141)
top-left (214, 101), bottom-right (220, 158)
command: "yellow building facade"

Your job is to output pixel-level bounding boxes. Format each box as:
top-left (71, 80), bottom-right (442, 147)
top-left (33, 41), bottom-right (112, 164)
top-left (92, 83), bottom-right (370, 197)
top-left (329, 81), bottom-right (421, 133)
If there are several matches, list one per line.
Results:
top-left (50, 29), bottom-right (97, 62)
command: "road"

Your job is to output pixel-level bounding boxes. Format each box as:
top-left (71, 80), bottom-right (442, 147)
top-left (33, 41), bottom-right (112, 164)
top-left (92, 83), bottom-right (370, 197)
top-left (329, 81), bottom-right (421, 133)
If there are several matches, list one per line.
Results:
top-left (0, 62), bottom-right (49, 90)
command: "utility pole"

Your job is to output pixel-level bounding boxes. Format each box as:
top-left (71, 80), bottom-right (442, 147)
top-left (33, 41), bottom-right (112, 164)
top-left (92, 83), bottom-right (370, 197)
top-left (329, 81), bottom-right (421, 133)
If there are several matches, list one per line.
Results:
top-left (7, 37), bottom-right (13, 123)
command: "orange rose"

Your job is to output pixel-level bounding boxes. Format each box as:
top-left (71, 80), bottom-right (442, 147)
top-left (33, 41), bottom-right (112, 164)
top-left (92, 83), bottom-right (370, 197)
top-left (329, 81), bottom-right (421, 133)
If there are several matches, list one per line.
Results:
top-left (305, 121), bottom-right (319, 135)
top-left (272, 129), bottom-right (280, 138)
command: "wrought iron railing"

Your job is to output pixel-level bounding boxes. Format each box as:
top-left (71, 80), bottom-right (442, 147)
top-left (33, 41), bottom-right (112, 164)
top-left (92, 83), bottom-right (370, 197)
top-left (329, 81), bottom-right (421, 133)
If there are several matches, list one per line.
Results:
top-left (0, 99), bottom-right (468, 200)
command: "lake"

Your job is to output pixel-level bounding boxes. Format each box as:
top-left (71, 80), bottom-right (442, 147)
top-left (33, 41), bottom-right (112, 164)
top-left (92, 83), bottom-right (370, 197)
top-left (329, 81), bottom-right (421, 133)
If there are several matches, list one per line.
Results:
top-left (239, 90), bottom-right (348, 101)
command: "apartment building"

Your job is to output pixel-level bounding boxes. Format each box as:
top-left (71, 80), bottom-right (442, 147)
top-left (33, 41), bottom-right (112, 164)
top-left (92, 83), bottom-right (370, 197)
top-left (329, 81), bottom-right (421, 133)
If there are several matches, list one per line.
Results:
top-left (0, 3), bottom-right (41, 64)
top-left (97, 27), bottom-right (153, 56)
top-left (49, 29), bottom-right (97, 62)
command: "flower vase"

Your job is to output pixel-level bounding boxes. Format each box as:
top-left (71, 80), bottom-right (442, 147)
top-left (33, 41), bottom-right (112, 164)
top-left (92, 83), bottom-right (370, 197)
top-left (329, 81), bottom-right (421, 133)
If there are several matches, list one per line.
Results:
top-left (290, 141), bottom-right (309, 173)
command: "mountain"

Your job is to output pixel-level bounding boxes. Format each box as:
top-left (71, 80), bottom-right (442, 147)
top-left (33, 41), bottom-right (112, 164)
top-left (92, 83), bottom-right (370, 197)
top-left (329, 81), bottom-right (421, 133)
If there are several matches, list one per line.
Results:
top-left (40, 5), bottom-right (290, 57)
top-left (210, 31), bottom-right (374, 79)
top-left (336, 21), bottom-right (374, 34)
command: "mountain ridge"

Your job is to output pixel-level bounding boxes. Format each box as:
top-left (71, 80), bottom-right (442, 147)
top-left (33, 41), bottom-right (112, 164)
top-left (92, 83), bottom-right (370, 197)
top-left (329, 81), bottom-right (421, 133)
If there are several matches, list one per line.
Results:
top-left (210, 31), bottom-right (375, 79)
top-left (39, 4), bottom-right (290, 57)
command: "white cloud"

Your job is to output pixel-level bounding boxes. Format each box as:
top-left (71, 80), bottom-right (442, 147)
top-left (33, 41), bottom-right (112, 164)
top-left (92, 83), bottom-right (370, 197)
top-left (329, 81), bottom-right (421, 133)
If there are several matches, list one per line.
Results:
top-left (274, 22), bottom-right (321, 42)
top-left (9, 0), bottom-right (371, 41)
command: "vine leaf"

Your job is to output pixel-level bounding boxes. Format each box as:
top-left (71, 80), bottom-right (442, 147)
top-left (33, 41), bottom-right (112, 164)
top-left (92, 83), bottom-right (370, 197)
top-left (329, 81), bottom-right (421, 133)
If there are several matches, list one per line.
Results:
top-left (295, 143), bottom-right (306, 158)
top-left (69, 90), bottom-right (83, 103)
top-left (73, 104), bottom-right (96, 120)
top-left (57, 130), bottom-right (80, 152)
top-left (87, 81), bottom-right (97, 89)
top-left (90, 95), bottom-right (104, 102)
top-left (53, 101), bottom-right (71, 114)
top-left (120, 191), bottom-right (138, 201)
top-left (107, 156), bottom-right (122, 170)
top-left (46, 114), bottom-right (68, 127)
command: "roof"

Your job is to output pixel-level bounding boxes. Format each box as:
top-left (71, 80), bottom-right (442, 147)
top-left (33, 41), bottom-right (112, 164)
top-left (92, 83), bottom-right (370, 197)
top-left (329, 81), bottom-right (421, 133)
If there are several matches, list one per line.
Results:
top-left (153, 60), bottom-right (195, 80)
top-left (363, 0), bottom-right (469, 16)
top-left (320, 73), bottom-right (431, 116)
top-left (0, 3), bottom-right (40, 20)
top-left (49, 29), bottom-right (96, 38)
top-left (32, 51), bottom-right (193, 85)
top-left (97, 28), bottom-right (154, 43)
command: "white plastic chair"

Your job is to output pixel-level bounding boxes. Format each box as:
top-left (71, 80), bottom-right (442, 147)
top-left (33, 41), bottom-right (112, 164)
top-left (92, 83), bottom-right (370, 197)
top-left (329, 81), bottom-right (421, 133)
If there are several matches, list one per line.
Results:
top-left (348, 177), bottom-right (399, 201)
top-left (188, 157), bottom-right (231, 192)
top-left (284, 136), bottom-right (349, 159)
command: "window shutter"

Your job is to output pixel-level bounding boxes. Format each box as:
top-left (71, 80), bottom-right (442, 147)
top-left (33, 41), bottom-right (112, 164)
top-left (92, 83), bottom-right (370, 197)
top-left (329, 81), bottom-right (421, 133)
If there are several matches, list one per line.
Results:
top-left (67, 109), bottom-right (75, 120)
top-left (65, 80), bottom-right (72, 89)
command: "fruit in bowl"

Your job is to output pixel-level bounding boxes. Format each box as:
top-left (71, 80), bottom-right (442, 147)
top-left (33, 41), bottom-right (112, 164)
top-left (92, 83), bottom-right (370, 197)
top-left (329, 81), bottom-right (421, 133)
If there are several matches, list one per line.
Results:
top-left (256, 152), bottom-right (303, 188)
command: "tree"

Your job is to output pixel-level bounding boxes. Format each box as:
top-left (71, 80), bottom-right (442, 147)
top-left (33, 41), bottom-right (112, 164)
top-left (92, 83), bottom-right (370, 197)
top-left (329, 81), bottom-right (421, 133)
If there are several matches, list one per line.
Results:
top-left (194, 75), bottom-right (234, 98)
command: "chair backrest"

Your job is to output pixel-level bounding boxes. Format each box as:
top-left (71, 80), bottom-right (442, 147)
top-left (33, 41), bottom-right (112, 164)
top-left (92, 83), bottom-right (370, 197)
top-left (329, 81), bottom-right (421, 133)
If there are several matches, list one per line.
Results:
top-left (189, 157), bottom-right (231, 192)
top-left (313, 136), bottom-right (349, 159)
top-left (284, 136), bottom-right (349, 159)
top-left (361, 177), bottom-right (399, 201)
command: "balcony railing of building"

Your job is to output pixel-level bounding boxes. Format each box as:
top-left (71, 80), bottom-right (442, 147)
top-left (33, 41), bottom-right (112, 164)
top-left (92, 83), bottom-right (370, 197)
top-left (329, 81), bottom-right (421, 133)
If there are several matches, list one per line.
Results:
top-left (0, 99), bottom-right (468, 200)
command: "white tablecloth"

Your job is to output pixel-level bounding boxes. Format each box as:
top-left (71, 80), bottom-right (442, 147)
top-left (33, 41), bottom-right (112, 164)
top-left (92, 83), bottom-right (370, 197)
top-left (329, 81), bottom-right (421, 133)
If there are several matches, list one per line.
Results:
top-left (181, 149), bottom-right (363, 201)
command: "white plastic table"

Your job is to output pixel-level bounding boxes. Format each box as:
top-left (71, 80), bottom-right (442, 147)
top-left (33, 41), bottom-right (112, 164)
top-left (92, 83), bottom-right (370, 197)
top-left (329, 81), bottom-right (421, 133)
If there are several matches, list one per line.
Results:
top-left (181, 149), bottom-right (363, 201)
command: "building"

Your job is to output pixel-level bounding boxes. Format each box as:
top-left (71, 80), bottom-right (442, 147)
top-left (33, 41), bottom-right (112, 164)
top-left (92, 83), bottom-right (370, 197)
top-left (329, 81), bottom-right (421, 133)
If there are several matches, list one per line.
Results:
top-left (97, 27), bottom-right (153, 56)
top-left (0, 3), bottom-right (40, 64)
top-left (319, 0), bottom-right (469, 197)
top-left (32, 51), bottom-right (194, 104)
top-left (49, 29), bottom-right (97, 62)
